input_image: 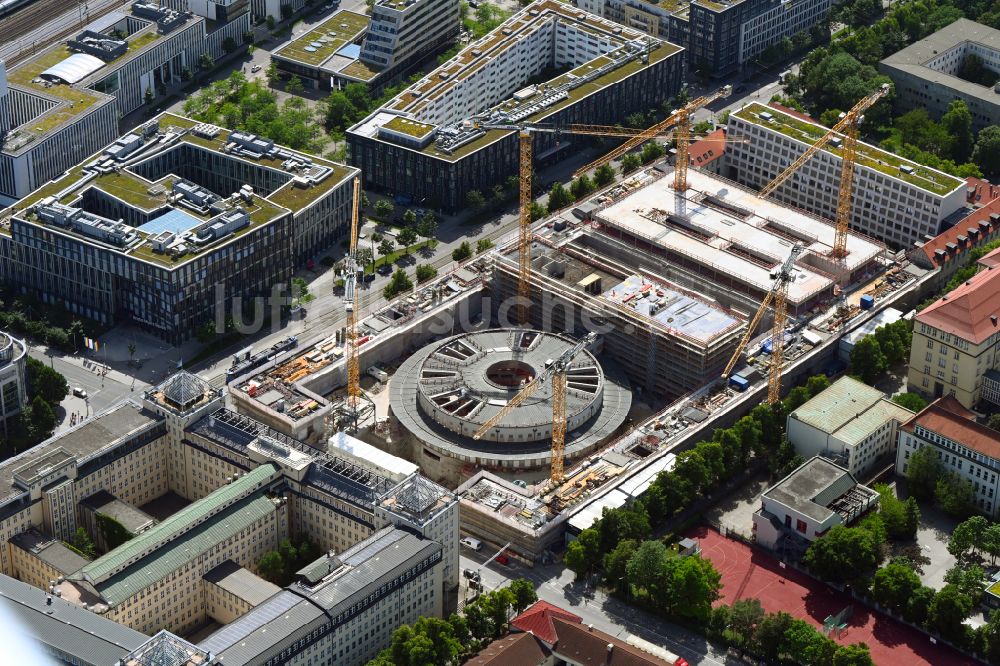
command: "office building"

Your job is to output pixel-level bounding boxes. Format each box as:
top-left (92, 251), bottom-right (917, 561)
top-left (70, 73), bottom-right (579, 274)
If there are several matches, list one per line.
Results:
top-left (199, 526), bottom-right (444, 666)
top-left (726, 101), bottom-right (966, 248)
top-left (0, 368), bottom-right (458, 660)
top-left (0, 573), bottom-right (148, 666)
top-left (0, 329), bottom-right (26, 429)
top-left (0, 113), bottom-right (357, 344)
top-left (347, 0), bottom-right (684, 211)
top-left (786, 376), bottom-right (914, 477)
top-left (272, 0), bottom-right (460, 91)
top-left (896, 396), bottom-right (1000, 518)
top-left (880, 19), bottom-right (1000, 132)
top-left (752, 456), bottom-right (879, 554)
top-left (576, 0), bottom-right (831, 76)
top-left (0, 2), bottom-right (250, 204)
top-left (908, 246), bottom-right (1000, 407)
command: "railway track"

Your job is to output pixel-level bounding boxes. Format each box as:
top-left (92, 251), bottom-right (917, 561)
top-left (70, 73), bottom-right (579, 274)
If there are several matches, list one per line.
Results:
top-left (0, 0), bottom-right (126, 66)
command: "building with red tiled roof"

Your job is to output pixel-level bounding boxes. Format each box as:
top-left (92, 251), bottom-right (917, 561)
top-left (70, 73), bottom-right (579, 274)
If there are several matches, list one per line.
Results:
top-left (908, 197), bottom-right (1000, 280)
top-left (966, 177), bottom-right (1000, 206)
top-left (464, 601), bottom-right (684, 666)
top-left (509, 600), bottom-right (582, 644)
top-left (907, 254), bottom-right (1000, 407)
top-left (687, 128), bottom-right (727, 175)
top-left (896, 395), bottom-right (1000, 517)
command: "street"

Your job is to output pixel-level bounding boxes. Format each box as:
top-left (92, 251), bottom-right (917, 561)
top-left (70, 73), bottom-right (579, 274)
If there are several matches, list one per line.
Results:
top-left (459, 552), bottom-right (733, 666)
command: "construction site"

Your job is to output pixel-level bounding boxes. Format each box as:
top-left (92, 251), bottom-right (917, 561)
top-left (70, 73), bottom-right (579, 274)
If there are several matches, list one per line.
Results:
top-left (217, 85), bottom-right (932, 564)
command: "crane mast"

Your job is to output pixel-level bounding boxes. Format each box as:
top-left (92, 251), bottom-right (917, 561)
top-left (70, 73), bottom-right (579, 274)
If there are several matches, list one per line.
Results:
top-left (345, 177), bottom-right (361, 405)
top-left (518, 131), bottom-right (532, 326)
top-left (720, 245), bottom-right (802, 404)
top-left (472, 332), bottom-right (596, 483)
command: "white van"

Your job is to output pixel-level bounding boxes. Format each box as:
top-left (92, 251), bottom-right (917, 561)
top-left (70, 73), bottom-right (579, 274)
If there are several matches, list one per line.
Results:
top-left (460, 537), bottom-right (482, 551)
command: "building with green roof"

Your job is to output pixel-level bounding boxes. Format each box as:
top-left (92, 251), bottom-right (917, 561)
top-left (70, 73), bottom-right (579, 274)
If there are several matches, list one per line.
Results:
top-left (786, 376), bottom-right (915, 477)
top-left (59, 463), bottom-right (284, 636)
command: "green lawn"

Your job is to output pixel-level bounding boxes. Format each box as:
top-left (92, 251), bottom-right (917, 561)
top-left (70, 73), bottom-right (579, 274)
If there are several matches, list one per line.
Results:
top-left (367, 239), bottom-right (433, 272)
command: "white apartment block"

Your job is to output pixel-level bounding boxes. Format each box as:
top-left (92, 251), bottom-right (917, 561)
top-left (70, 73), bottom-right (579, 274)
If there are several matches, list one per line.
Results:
top-left (908, 248), bottom-right (1000, 408)
top-left (896, 396), bottom-right (1000, 518)
top-left (726, 102), bottom-right (966, 249)
top-left (753, 456), bottom-right (879, 555)
top-left (362, 0), bottom-right (460, 70)
top-left (786, 376), bottom-right (914, 477)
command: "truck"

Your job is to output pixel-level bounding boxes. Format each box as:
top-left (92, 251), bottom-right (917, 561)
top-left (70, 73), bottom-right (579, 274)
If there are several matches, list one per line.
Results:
top-left (728, 374), bottom-right (750, 392)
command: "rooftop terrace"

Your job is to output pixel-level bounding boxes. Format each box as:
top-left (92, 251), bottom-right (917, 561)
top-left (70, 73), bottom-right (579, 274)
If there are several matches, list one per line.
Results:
top-left (733, 102), bottom-right (963, 196)
top-left (272, 10), bottom-right (369, 67)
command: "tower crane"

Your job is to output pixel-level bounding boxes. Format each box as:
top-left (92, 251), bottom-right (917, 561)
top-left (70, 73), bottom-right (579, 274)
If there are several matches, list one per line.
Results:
top-left (473, 85), bottom-right (733, 327)
top-left (720, 244), bottom-right (802, 405)
top-left (756, 83), bottom-right (892, 260)
top-left (472, 332), bottom-right (597, 483)
top-left (333, 176), bottom-right (373, 430)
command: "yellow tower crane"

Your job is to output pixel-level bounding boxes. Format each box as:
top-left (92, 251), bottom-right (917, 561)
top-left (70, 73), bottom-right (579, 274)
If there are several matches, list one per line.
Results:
top-left (475, 85), bottom-right (733, 327)
top-left (721, 244), bottom-right (803, 404)
top-left (472, 332), bottom-right (597, 483)
top-left (756, 83), bottom-right (892, 260)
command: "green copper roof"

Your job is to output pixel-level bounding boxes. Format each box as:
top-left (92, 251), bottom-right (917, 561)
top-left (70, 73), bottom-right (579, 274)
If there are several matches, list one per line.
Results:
top-left (79, 464), bottom-right (278, 587)
top-left (95, 492), bottom-right (277, 606)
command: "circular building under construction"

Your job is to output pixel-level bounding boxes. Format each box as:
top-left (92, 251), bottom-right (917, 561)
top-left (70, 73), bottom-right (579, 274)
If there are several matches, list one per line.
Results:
top-left (388, 329), bottom-right (631, 486)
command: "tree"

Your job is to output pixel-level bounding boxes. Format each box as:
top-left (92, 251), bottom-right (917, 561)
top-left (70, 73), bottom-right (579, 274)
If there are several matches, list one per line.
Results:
top-left (70, 527), bottom-right (96, 559)
top-left (28, 395), bottom-right (55, 441)
top-left (257, 551), bottom-right (284, 583)
top-left (935, 472), bottom-right (975, 518)
top-left (199, 53), bottom-right (215, 72)
top-left (476, 238), bottom-right (494, 254)
top-left (873, 483), bottom-right (918, 540)
top-left (639, 141), bottom-right (665, 164)
top-left (464, 600), bottom-right (492, 641)
top-left (529, 201), bottom-right (545, 221)
top-left (565, 528), bottom-right (600, 579)
top-left (850, 336), bottom-right (886, 383)
top-left (594, 163), bottom-right (615, 187)
top-left (570, 175), bottom-right (594, 200)
top-left (26, 357), bottom-right (68, 404)
top-left (782, 618), bottom-right (836, 666)
top-left (508, 578), bottom-right (537, 614)
top-left (892, 392), bottom-right (927, 412)
top-left (805, 373), bottom-right (830, 397)
top-left (725, 598), bottom-right (765, 656)
top-left (833, 644), bottom-right (875, 666)
top-left (383, 270), bottom-right (413, 299)
top-left (984, 523), bottom-right (1000, 565)
top-left (374, 199), bottom-right (394, 220)
top-left (266, 15), bottom-right (276, 31)
top-left (625, 540), bottom-right (667, 596)
top-left (286, 75), bottom-right (304, 95)
top-left (403, 209), bottom-right (417, 227)
top-left (871, 561), bottom-right (921, 613)
top-left (803, 525), bottom-right (879, 583)
top-left (378, 238), bottom-right (395, 259)
top-left (906, 445), bottom-right (941, 499)
top-left (981, 609), bottom-right (1000, 664)
top-left (663, 555), bottom-right (721, 623)
top-left (415, 264), bottom-right (437, 283)
top-left (942, 99), bottom-right (975, 163)
top-left (621, 153), bottom-right (641, 174)
top-left (754, 611), bottom-right (795, 663)
top-left (481, 588), bottom-right (515, 637)
top-left (466, 189), bottom-right (486, 212)
top-left (945, 562), bottom-right (986, 604)
top-left (974, 126), bottom-right (1000, 177)
top-left (784, 386), bottom-right (812, 412)
top-left (144, 87), bottom-right (154, 105)
top-left (926, 584), bottom-right (973, 645)
top-left (904, 585), bottom-right (936, 625)
top-left (355, 247), bottom-right (373, 269)
top-left (417, 211), bottom-right (437, 239)
top-left (397, 227), bottom-right (417, 253)
top-left (222, 36), bottom-right (238, 54)
top-left (603, 539), bottom-right (638, 594)
top-left (546, 182), bottom-right (573, 213)
top-left (949, 515), bottom-right (988, 558)
top-left (452, 241), bottom-right (473, 262)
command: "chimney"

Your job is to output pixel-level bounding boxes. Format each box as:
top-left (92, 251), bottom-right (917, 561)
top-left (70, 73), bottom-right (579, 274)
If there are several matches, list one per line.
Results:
top-left (588, 624), bottom-right (594, 632)
top-left (992, 315), bottom-right (998, 327)
top-left (607, 643), bottom-right (614, 653)
top-left (45, 595), bottom-right (52, 606)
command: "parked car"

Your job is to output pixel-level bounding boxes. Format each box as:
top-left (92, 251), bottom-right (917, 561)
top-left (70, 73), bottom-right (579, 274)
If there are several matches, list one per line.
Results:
top-left (460, 536), bottom-right (482, 551)
top-left (251, 64), bottom-right (262, 73)
top-left (73, 387), bottom-right (87, 398)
